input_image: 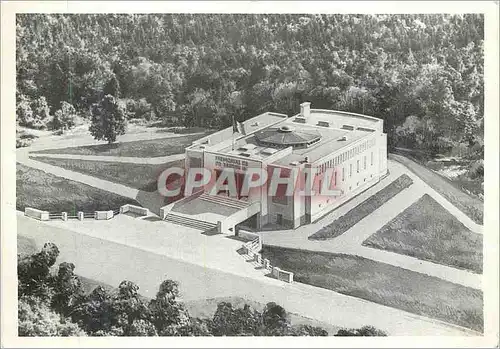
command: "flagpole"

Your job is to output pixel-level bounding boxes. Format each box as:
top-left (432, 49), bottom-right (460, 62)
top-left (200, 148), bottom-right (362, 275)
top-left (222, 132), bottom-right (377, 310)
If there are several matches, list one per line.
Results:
top-left (232, 115), bottom-right (236, 151)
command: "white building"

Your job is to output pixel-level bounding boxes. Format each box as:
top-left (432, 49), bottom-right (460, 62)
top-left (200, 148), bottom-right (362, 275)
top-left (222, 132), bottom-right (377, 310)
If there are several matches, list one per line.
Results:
top-left (181, 102), bottom-right (388, 231)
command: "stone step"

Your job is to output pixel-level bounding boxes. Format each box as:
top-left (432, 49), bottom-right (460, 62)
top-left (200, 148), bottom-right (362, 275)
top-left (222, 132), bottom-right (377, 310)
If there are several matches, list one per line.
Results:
top-left (199, 193), bottom-right (249, 209)
top-left (164, 213), bottom-right (217, 231)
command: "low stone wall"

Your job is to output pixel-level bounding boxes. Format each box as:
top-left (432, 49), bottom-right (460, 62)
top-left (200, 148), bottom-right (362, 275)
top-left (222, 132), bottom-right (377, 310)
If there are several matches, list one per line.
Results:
top-left (25, 206), bottom-right (122, 222)
top-left (120, 204), bottom-right (149, 216)
top-left (95, 210), bottom-right (114, 220)
top-left (273, 267), bottom-right (294, 283)
top-left (24, 207), bottom-right (49, 221)
top-left (237, 229), bottom-right (260, 242)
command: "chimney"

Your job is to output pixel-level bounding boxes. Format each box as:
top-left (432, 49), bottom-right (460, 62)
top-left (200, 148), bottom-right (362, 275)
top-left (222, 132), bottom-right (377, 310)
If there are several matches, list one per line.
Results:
top-left (300, 102), bottom-right (311, 118)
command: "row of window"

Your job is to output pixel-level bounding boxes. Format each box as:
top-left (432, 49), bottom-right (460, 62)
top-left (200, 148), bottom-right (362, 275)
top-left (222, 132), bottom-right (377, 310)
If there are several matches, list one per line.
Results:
top-left (316, 151), bottom-right (374, 190)
top-left (317, 137), bottom-right (377, 174)
top-left (340, 152), bottom-right (374, 181)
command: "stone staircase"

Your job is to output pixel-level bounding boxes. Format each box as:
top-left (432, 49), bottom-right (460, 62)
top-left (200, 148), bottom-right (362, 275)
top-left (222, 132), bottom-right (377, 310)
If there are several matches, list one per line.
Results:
top-left (164, 212), bottom-right (217, 231)
top-left (199, 193), bottom-right (249, 210)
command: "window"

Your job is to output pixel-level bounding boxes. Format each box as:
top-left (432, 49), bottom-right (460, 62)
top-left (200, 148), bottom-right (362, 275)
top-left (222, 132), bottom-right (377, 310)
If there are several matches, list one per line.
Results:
top-left (334, 170), bottom-right (338, 186)
top-left (342, 167), bottom-right (345, 181)
top-left (356, 160), bottom-right (360, 173)
top-left (349, 164), bottom-right (352, 177)
top-left (364, 156), bottom-right (367, 170)
top-left (371, 152), bottom-right (374, 166)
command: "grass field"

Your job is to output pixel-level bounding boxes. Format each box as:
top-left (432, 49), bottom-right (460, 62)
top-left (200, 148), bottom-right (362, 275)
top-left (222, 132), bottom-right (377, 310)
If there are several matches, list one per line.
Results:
top-left (32, 133), bottom-right (208, 158)
top-left (16, 163), bottom-right (139, 212)
top-left (390, 153), bottom-right (483, 224)
top-left (309, 174), bottom-right (414, 240)
top-left (261, 246), bottom-right (483, 332)
top-left (362, 194), bottom-right (483, 273)
top-left (17, 235), bottom-right (39, 257)
top-left (33, 157), bottom-right (184, 192)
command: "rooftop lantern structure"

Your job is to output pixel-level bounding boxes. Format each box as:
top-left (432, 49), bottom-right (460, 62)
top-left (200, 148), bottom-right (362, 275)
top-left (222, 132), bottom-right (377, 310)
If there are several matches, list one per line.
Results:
top-left (254, 125), bottom-right (321, 149)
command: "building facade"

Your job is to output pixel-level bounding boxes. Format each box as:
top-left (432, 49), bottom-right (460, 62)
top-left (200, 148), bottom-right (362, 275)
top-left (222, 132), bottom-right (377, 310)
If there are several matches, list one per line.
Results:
top-left (184, 102), bottom-right (387, 230)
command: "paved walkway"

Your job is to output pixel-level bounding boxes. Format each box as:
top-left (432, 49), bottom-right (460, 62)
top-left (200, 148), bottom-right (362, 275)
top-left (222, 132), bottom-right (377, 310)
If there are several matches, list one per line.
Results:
top-left (29, 152), bottom-right (185, 164)
top-left (262, 160), bottom-right (482, 290)
top-left (19, 123), bottom-right (203, 153)
top-left (17, 212), bottom-right (479, 336)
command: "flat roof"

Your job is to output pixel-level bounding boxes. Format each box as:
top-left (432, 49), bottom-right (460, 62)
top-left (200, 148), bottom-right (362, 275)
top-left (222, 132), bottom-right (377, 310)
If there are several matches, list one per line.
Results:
top-left (271, 122), bottom-right (369, 166)
top-left (187, 107), bottom-right (381, 165)
top-left (188, 112), bottom-right (287, 151)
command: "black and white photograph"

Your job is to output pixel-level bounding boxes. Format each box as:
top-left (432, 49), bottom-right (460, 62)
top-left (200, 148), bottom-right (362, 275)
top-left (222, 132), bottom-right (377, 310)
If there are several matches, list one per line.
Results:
top-left (1, 1), bottom-right (498, 347)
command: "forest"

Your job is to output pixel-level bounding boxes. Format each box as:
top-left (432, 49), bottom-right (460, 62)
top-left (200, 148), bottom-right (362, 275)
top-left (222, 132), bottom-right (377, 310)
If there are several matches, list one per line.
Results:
top-left (16, 14), bottom-right (484, 167)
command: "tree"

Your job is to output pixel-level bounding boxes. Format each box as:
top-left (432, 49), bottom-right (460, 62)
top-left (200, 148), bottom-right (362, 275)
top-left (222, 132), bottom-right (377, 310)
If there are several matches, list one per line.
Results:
top-left (50, 101), bottom-right (77, 131)
top-left (261, 302), bottom-right (291, 336)
top-left (51, 262), bottom-right (84, 316)
top-left (16, 95), bottom-right (33, 127)
top-left (18, 296), bottom-right (86, 337)
top-left (104, 75), bottom-right (121, 98)
top-left (30, 96), bottom-right (52, 129)
top-left (71, 286), bottom-right (117, 335)
top-left (111, 281), bottom-right (153, 336)
top-left (89, 94), bottom-right (127, 143)
top-left (291, 324), bottom-right (329, 336)
top-left (149, 280), bottom-right (190, 336)
top-left (211, 302), bottom-right (262, 336)
top-left (335, 325), bottom-right (388, 336)
top-left (17, 95), bottom-right (51, 129)
top-left (18, 242), bottom-right (59, 301)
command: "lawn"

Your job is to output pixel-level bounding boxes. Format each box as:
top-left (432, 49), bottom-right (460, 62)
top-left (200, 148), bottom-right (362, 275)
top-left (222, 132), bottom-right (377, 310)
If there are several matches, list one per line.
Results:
top-left (33, 157), bottom-right (184, 192)
top-left (17, 235), bottom-right (39, 257)
top-left (32, 133), bottom-right (208, 158)
top-left (390, 153), bottom-right (483, 224)
top-left (309, 174), bottom-right (414, 240)
top-left (16, 163), bottom-right (140, 212)
top-left (261, 246), bottom-right (483, 332)
top-left (362, 194), bottom-right (483, 273)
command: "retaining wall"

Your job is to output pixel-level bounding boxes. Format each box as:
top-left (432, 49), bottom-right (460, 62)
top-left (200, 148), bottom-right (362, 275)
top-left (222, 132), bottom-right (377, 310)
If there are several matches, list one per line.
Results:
top-left (24, 208), bottom-right (49, 221)
top-left (95, 210), bottom-right (114, 220)
top-left (120, 204), bottom-right (149, 216)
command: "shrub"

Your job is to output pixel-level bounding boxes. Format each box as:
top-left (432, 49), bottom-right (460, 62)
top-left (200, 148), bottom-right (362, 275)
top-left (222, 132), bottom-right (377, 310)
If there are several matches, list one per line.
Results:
top-left (28, 96), bottom-right (51, 129)
top-left (50, 101), bottom-right (77, 131)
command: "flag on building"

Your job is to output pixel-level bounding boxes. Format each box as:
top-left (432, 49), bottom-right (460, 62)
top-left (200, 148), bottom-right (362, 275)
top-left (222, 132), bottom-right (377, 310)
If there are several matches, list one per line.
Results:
top-left (232, 115), bottom-right (245, 135)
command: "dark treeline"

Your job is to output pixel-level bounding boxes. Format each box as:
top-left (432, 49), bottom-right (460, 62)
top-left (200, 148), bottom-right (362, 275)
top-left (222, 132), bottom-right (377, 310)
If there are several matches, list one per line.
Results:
top-left (16, 14), bottom-right (483, 158)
